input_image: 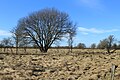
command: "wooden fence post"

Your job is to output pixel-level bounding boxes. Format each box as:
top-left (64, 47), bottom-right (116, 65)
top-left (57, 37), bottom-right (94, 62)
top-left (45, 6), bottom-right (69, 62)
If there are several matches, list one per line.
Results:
top-left (111, 64), bottom-right (116, 80)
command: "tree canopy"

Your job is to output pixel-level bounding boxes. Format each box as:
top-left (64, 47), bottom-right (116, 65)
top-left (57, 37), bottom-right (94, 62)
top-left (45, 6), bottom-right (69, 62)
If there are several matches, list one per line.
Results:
top-left (15, 8), bottom-right (76, 52)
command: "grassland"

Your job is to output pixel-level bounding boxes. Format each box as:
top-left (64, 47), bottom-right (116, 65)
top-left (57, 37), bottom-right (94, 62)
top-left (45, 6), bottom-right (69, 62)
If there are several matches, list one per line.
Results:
top-left (0, 48), bottom-right (120, 80)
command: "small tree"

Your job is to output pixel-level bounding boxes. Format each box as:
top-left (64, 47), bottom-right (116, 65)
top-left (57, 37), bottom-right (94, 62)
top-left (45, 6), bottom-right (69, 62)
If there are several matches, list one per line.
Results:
top-left (0, 37), bottom-right (13, 53)
top-left (68, 26), bottom-right (76, 53)
top-left (11, 26), bottom-right (24, 54)
top-left (106, 35), bottom-right (117, 53)
top-left (11, 25), bottom-right (31, 54)
top-left (90, 43), bottom-right (96, 49)
top-left (97, 39), bottom-right (108, 49)
top-left (77, 43), bottom-right (86, 49)
top-left (97, 35), bottom-right (117, 53)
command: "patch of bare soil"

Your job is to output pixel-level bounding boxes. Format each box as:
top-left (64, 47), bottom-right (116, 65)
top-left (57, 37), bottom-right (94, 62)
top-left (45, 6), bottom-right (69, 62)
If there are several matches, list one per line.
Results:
top-left (0, 52), bottom-right (120, 80)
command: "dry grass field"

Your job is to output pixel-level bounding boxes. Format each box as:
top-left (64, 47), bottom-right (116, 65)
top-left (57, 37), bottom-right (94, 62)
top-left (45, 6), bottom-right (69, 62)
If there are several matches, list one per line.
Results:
top-left (0, 48), bottom-right (120, 80)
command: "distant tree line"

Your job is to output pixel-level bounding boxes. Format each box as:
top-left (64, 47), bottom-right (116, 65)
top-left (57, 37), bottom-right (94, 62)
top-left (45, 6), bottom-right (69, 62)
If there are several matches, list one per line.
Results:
top-left (76, 35), bottom-right (118, 53)
top-left (0, 34), bottom-right (119, 53)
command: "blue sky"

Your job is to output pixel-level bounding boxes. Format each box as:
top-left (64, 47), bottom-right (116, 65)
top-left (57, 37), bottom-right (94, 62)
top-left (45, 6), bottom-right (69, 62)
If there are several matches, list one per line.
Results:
top-left (0, 0), bottom-right (120, 47)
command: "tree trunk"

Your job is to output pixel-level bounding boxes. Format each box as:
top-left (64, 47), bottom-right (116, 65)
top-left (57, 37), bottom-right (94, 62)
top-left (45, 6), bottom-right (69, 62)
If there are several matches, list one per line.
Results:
top-left (16, 37), bottom-right (18, 54)
top-left (40, 49), bottom-right (48, 53)
top-left (70, 45), bottom-right (73, 53)
top-left (24, 47), bottom-right (27, 53)
top-left (107, 47), bottom-right (110, 53)
top-left (39, 46), bottom-right (48, 53)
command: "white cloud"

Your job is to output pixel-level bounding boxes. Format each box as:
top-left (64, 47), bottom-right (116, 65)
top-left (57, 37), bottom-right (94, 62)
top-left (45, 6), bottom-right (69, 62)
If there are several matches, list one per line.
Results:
top-left (0, 30), bottom-right (11, 36)
top-left (78, 0), bottom-right (103, 10)
top-left (81, 32), bottom-right (89, 35)
top-left (78, 27), bottom-right (119, 35)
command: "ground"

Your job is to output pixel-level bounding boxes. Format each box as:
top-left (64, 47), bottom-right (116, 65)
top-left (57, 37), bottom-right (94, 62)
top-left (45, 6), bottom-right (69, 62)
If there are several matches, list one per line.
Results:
top-left (0, 49), bottom-right (120, 80)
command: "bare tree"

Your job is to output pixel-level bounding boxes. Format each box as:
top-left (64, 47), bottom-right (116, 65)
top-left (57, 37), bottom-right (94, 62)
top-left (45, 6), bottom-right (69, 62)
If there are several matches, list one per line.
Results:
top-left (90, 43), bottom-right (96, 49)
top-left (97, 35), bottom-right (117, 53)
top-left (0, 37), bottom-right (13, 53)
top-left (68, 26), bottom-right (76, 53)
top-left (77, 43), bottom-right (86, 49)
top-left (11, 25), bottom-right (31, 54)
top-left (11, 26), bottom-right (23, 54)
top-left (16, 8), bottom-right (76, 52)
top-left (106, 35), bottom-right (117, 53)
top-left (97, 39), bottom-right (108, 49)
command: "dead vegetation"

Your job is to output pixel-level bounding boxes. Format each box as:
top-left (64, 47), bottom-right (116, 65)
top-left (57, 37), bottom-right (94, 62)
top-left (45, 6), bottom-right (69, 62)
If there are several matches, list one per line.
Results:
top-left (0, 49), bottom-right (120, 80)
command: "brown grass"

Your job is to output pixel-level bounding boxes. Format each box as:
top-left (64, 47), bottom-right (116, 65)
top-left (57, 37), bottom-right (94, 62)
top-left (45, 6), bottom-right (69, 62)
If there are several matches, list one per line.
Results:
top-left (0, 48), bottom-right (120, 80)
